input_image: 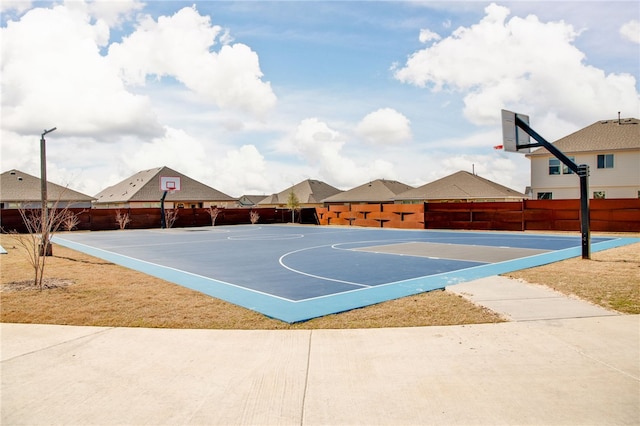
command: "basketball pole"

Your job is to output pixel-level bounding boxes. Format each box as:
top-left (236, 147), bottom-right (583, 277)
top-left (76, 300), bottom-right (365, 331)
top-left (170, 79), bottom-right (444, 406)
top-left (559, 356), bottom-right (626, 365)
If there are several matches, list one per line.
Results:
top-left (514, 116), bottom-right (591, 259)
top-left (160, 190), bottom-right (168, 229)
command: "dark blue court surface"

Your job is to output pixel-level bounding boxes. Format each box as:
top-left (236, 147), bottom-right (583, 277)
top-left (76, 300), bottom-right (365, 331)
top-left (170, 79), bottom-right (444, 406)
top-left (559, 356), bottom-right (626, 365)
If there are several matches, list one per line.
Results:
top-left (53, 225), bottom-right (637, 323)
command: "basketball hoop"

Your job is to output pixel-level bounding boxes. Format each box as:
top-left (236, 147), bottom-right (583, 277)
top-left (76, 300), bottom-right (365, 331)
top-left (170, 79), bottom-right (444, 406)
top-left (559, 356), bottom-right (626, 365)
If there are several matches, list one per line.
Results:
top-left (159, 176), bottom-right (181, 229)
top-left (160, 176), bottom-right (181, 192)
top-left (493, 145), bottom-right (504, 150)
top-left (501, 110), bottom-right (531, 153)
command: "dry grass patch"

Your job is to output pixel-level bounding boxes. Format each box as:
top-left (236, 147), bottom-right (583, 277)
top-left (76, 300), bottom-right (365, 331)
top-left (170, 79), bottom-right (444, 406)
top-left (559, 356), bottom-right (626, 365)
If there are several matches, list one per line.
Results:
top-left (1, 234), bottom-right (503, 329)
top-left (506, 240), bottom-right (640, 314)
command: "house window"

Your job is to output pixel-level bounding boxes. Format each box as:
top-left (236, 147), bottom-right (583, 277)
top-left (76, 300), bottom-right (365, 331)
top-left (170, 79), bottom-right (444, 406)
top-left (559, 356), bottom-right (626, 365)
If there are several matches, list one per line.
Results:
top-left (562, 156), bottom-right (575, 174)
top-left (537, 192), bottom-right (552, 200)
top-left (597, 154), bottom-right (614, 169)
top-left (548, 159), bottom-right (560, 175)
top-left (593, 191), bottom-right (605, 199)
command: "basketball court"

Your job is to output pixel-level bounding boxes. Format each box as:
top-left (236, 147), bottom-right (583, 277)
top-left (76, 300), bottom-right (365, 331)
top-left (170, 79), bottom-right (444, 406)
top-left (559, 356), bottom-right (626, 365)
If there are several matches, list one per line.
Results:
top-left (53, 225), bottom-right (636, 322)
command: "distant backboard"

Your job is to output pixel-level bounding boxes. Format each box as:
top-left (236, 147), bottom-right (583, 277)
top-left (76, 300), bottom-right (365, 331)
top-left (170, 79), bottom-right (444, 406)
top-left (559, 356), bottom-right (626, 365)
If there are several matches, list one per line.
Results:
top-left (160, 176), bottom-right (181, 192)
top-left (501, 109), bottom-right (531, 153)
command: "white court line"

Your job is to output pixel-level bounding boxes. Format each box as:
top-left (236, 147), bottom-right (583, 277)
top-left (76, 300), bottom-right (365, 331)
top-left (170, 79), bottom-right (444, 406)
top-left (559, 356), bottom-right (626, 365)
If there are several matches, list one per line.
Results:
top-left (227, 233), bottom-right (304, 241)
top-left (278, 244), bottom-right (371, 288)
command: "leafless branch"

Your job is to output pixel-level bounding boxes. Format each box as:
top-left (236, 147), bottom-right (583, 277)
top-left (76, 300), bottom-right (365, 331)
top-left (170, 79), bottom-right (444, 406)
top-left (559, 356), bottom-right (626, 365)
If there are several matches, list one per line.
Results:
top-left (209, 206), bottom-right (220, 226)
top-left (115, 210), bottom-right (131, 230)
top-left (250, 210), bottom-right (260, 224)
top-left (165, 209), bottom-right (179, 228)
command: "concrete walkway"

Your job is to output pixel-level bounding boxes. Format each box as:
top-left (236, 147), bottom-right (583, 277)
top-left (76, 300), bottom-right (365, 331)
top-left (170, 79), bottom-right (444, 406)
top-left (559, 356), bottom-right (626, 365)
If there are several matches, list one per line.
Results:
top-left (2, 277), bottom-right (639, 425)
top-left (448, 275), bottom-right (619, 321)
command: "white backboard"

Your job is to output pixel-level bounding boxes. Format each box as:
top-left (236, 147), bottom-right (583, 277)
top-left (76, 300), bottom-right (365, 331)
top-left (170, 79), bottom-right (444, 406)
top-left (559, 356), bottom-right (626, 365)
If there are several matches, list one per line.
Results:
top-left (160, 176), bottom-right (181, 192)
top-left (501, 109), bottom-right (531, 153)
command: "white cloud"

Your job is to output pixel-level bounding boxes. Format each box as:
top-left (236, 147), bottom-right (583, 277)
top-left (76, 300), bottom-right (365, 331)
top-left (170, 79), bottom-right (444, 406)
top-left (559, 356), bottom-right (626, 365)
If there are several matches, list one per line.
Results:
top-left (1, 2), bottom-right (279, 196)
top-left (121, 127), bottom-right (207, 174)
top-left (108, 6), bottom-right (276, 115)
top-left (213, 145), bottom-right (271, 195)
top-left (394, 3), bottom-right (640, 127)
top-left (1, 4), bottom-right (162, 138)
top-left (119, 128), bottom-right (272, 197)
top-left (620, 20), bottom-right (640, 44)
top-left (356, 108), bottom-right (412, 145)
top-left (85, 0), bottom-right (145, 28)
top-left (0, 130), bottom-right (40, 173)
top-left (419, 29), bottom-right (441, 44)
top-left (289, 118), bottom-right (395, 188)
top-left (0, 0), bottom-right (31, 14)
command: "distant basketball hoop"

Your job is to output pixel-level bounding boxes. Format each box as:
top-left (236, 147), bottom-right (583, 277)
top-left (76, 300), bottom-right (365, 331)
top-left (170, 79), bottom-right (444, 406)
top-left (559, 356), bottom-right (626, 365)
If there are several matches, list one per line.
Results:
top-left (160, 176), bottom-right (181, 192)
top-left (159, 176), bottom-right (181, 229)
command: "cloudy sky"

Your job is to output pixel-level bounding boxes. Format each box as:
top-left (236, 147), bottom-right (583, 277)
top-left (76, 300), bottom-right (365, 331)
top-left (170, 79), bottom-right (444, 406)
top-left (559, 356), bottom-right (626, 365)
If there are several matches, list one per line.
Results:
top-left (1, 1), bottom-right (638, 198)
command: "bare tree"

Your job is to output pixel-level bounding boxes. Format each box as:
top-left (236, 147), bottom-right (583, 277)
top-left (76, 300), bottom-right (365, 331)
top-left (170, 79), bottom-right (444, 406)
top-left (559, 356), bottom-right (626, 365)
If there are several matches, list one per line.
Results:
top-left (62, 210), bottom-right (83, 231)
top-left (286, 190), bottom-right (300, 223)
top-left (209, 206), bottom-right (220, 226)
top-left (250, 210), bottom-right (260, 224)
top-left (165, 208), bottom-right (179, 228)
top-left (115, 210), bottom-right (131, 230)
top-left (13, 204), bottom-right (70, 290)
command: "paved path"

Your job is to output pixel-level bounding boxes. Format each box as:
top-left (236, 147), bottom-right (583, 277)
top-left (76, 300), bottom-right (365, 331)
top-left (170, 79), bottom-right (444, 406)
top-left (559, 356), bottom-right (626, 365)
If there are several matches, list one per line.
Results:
top-left (448, 275), bottom-right (619, 321)
top-left (2, 277), bottom-right (638, 425)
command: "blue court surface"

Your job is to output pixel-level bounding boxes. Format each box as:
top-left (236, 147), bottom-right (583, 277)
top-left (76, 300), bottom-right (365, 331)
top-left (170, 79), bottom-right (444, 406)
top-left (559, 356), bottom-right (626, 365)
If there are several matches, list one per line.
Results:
top-left (53, 225), bottom-right (637, 323)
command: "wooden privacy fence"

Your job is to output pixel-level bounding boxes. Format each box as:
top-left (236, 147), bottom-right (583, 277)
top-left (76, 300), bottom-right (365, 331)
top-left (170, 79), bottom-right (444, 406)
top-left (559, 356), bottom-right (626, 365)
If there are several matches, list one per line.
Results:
top-left (524, 199), bottom-right (640, 232)
top-left (316, 204), bottom-right (424, 229)
top-left (2, 201), bottom-right (638, 233)
top-left (317, 199), bottom-right (640, 232)
top-left (0, 207), bottom-right (319, 233)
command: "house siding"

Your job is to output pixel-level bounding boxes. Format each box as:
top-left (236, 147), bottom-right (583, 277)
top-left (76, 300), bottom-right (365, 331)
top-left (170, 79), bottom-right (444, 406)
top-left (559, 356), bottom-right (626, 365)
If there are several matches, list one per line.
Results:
top-left (530, 150), bottom-right (640, 199)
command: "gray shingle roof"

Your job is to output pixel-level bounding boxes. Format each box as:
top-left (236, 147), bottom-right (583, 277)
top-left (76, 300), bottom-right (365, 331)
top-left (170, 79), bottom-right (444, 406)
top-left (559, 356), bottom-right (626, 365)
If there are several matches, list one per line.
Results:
top-left (0, 169), bottom-right (95, 203)
top-left (527, 117), bottom-right (639, 156)
top-left (395, 171), bottom-right (525, 201)
top-left (94, 166), bottom-right (235, 203)
top-left (322, 179), bottom-right (414, 203)
top-left (258, 179), bottom-right (342, 205)
top-left (237, 195), bottom-right (269, 206)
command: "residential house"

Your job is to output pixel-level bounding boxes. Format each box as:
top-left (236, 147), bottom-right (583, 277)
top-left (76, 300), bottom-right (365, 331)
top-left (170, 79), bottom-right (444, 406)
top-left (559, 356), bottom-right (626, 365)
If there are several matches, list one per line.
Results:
top-left (526, 117), bottom-right (640, 199)
top-left (0, 169), bottom-right (94, 209)
top-left (322, 179), bottom-right (414, 205)
top-left (258, 179), bottom-right (342, 208)
top-left (394, 171), bottom-right (526, 203)
top-left (236, 195), bottom-right (268, 208)
top-left (93, 166), bottom-right (236, 209)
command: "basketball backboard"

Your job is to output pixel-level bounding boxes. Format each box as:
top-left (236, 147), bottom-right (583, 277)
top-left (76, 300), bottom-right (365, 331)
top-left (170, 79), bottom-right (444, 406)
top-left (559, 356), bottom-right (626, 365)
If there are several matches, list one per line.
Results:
top-left (160, 176), bottom-right (181, 192)
top-left (501, 109), bottom-right (531, 153)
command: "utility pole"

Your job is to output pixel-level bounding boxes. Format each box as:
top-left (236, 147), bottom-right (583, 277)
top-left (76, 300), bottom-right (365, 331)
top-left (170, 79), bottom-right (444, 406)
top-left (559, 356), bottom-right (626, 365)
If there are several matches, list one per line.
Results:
top-left (40, 127), bottom-right (57, 256)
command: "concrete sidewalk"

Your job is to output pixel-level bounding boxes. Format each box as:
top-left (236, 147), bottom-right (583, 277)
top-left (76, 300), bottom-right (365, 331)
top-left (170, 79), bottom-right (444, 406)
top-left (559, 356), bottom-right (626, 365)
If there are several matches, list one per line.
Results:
top-left (2, 277), bottom-right (639, 425)
top-left (448, 275), bottom-right (619, 321)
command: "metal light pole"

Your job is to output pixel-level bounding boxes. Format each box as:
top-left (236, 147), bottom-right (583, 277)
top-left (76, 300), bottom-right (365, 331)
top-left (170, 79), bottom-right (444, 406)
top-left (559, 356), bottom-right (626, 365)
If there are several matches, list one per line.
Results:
top-left (40, 127), bottom-right (56, 256)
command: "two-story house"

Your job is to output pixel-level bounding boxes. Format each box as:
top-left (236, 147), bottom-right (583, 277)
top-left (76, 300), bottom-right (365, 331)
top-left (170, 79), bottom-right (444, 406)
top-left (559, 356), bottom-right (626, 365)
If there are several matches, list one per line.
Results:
top-left (527, 117), bottom-right (639, 199)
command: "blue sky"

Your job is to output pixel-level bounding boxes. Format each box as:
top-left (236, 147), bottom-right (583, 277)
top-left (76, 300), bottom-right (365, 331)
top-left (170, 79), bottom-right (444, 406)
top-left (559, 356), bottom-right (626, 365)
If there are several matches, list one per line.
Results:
top-left (1, 1), bottom-right (638, 197)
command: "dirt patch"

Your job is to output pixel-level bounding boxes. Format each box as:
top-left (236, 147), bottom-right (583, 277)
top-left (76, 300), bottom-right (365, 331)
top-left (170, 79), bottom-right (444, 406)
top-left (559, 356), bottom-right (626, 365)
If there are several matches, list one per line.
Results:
top-left (1, 278), bottom-right (74, 293)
